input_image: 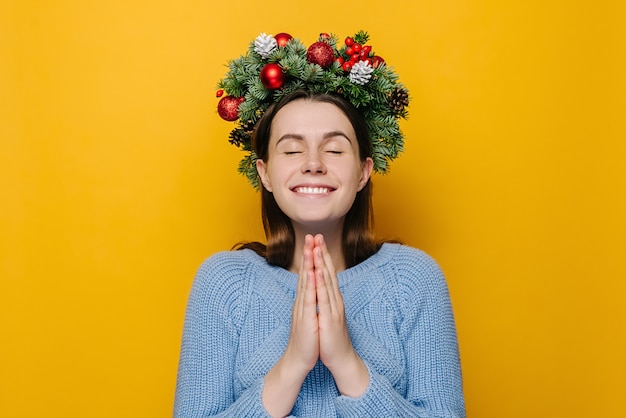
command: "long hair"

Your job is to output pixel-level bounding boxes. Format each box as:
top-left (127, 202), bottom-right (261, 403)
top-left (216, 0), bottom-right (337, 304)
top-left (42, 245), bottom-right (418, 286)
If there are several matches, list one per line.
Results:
top-left (234, 90), bottom-right (381, 268)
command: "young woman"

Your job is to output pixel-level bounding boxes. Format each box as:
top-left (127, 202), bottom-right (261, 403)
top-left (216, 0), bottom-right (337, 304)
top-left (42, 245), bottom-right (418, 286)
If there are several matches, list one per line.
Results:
top-left (173, 90), bottom-right (465, 417)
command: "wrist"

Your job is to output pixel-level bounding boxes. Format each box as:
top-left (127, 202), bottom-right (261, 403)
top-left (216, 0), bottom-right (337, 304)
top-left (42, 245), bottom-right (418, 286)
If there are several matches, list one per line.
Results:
top-left (329, 352), bottom-right (369, 398)
top-left (280, 347), bottom-right (315, 381)
top-left (263, 355), bottom-right (309, 418)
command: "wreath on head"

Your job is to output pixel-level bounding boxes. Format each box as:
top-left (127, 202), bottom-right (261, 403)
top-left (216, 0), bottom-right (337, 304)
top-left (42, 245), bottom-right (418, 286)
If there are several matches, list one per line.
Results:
top-left (216, 31), bottom-right (410, 189)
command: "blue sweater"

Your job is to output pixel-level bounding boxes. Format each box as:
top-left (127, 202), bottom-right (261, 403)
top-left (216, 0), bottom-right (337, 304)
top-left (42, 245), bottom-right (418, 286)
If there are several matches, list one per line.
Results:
top-left (174, 243), bottom-right (465, 417)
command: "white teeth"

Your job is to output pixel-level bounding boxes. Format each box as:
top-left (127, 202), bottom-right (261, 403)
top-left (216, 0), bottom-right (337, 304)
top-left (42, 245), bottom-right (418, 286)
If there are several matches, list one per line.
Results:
top-left (296, 187), bottom-right (329, 194)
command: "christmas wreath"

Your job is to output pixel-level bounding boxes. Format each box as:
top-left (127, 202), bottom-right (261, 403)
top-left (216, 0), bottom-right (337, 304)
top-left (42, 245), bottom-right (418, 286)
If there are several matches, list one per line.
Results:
top-left (216, 31), bottom-right (410, 189)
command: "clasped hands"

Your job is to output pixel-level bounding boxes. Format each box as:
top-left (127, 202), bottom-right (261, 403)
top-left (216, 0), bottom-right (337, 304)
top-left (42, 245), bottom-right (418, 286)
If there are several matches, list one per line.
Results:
top-left (285, 234), bottom-right (369, 397)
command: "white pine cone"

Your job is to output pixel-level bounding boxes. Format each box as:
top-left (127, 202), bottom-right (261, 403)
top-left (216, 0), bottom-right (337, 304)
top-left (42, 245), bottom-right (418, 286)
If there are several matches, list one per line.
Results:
top-left (349, 60), bottom-right (374, 85)
top-left (254, 33), bottom-right (277, 59)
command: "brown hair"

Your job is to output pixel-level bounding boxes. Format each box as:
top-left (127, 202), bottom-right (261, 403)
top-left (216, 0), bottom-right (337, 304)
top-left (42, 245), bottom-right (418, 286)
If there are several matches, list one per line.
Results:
top-left (234, 90), bottom-right (382, 268)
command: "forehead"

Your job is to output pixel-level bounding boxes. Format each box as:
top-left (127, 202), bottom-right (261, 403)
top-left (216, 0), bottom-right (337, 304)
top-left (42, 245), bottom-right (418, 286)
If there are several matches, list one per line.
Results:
top-left (270, 99), bottom-right (354, 137)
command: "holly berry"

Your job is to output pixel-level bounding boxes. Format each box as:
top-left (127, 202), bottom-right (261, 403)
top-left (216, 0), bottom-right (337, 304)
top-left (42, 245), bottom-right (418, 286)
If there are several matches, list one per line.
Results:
top-left (350, 54), bottom-right (359, 63)
top-left (216, 89), bottom-right (224, 98)
top-left (353, 43), bottom-right (362, 54)
top-left (335, 56), bottom-right (344, 65)
top-left (362, 45), bottom-right (372, 56)
top-left (344, 36), bottom-right (354, 46)
top-left (342, 61), bottom-right (353, 72)
top-left (346, 46), bottom-right (354, 56)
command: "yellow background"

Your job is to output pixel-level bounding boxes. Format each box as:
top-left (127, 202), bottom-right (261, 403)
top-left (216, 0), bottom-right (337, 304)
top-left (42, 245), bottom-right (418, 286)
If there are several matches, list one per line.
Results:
top-left (1, 1), bottom-right (624, 417)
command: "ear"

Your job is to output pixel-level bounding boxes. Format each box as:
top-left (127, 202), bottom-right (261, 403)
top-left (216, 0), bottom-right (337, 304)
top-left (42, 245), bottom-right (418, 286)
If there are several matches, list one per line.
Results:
top-left (256, 159), bottom-right (273, 192)
top-left (357, 157), bottom-right (374, 191)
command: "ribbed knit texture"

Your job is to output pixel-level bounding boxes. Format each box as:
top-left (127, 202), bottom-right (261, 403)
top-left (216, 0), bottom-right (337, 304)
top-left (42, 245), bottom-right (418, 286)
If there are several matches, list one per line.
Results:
top-left (174, 243), bottom-right (465, 417)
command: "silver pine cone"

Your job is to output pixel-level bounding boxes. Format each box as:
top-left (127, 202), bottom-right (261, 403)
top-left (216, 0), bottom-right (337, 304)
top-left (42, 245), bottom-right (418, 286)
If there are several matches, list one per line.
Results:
top-left (254, 33), bottom-right (277, 59)
top-left (349, 60), bottom-right (374, 85)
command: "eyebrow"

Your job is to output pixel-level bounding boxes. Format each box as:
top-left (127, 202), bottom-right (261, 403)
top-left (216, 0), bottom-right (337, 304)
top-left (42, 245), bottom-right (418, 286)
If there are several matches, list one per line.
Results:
top-left (276, 131), bottom-right (353, 144)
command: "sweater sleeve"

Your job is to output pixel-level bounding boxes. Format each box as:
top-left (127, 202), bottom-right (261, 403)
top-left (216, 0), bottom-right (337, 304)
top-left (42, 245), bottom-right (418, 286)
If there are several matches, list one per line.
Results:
top-left (173, 251), bottom-right (272, 418)
top-left (334, 246), bottom-right (465, 418)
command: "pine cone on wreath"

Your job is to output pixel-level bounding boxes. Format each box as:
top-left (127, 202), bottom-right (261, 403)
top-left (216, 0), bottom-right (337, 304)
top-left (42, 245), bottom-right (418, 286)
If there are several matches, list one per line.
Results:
top-left (389, 87), bottom-right (409, 114)
top-left (228, 119), bottom-right (256, 149)
top-left (349, 61), bottom-right (374, 85)
top-left (228, 128), bottom-right (249, 149)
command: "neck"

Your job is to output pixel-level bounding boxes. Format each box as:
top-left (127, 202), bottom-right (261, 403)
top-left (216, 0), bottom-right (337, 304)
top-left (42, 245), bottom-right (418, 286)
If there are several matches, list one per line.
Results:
top-left (290, 222), bottom-right (346, 274)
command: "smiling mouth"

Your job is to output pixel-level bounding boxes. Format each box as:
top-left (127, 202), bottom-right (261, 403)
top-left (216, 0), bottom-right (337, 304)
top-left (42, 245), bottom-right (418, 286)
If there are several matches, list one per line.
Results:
top-left (293, 186), bottom-right (332, 194)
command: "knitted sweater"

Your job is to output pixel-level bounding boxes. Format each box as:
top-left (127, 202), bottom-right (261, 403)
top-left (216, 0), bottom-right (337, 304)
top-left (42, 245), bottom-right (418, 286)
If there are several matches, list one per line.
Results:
top-left (174, 243), bottom-right (465, 417)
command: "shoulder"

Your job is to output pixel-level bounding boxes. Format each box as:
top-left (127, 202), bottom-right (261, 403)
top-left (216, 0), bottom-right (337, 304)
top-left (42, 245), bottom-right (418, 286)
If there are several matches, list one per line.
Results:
top-left (377, 243), bottom-right (445, 280)
top-left (375, 243), bottom-right (450, 307)
top-left (186, 249), bottom-right (267, 321)
top-left (195, 249), bottom-right (265, 281)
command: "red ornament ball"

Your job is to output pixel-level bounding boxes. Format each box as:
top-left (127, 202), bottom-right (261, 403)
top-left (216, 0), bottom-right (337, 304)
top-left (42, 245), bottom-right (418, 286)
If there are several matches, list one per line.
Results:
top-left (372, 55), bottom-right (385, 68)
top-left (260, 63), bottom-right (285, 89)
top-left (217, 95), bottom-right (244, 121)
top-left (306, 41), bottom-right (334, 68)
top-left (274, 32), bottom-right (293, 47)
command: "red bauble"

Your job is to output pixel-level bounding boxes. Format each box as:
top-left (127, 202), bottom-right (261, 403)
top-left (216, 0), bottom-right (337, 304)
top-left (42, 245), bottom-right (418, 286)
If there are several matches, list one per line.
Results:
top-left (274, 32), bottom-right (293, 47)
top-left (306, 41), bottom-right (334, 68)
top-left (217, 95), bottom-right (244, 121)
top-left (260, 63), bottom-right (285, 89)
top-left (372, 55), bottom-right (385, 68)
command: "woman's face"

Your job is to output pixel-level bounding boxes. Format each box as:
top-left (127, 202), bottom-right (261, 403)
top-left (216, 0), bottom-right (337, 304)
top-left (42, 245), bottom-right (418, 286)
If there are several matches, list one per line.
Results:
top-left (256, 99), bottom-right (373, 232)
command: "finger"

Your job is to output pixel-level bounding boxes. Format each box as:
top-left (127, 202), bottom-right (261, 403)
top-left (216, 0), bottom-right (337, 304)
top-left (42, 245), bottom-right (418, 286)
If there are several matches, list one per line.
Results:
top-left (295, 235), bottom-right (315, 319)
top-left (315, 234), bottom-right (337, 281)
top-left (302, 237), bottom-right (317, 315)
top-left (315, 259), bottom-right (331, 318)
top-left (313, 237), bottom-right (339, 309)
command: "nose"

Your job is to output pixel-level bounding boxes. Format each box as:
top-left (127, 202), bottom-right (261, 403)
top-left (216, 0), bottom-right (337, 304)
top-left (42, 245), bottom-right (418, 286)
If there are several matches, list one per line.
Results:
top-left (301, 150), bottom-right (326, 174)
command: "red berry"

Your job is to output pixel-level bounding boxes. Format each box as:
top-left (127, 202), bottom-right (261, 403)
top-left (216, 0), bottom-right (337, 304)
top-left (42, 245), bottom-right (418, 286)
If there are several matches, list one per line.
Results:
top-left (342, 61), bottom-right (353, 72)
top-left (362, 45), bottom-right (372, 56)
top-left (216, 89), bottom-right (224, 98)
top-left (319, 32), bottom-right (330, 39)
top-left (359, 50), bottom-right (369, 60)
top-left (345, 37), bottom-right (354, 46)
top-left (346, 46), bottom-right (354, 56)
top-left (350, 54), bottom-right (359, 63)
top-left (353, 43), bottom-right (362, 53)
top-left (335, 56), bottom-right (344, 65)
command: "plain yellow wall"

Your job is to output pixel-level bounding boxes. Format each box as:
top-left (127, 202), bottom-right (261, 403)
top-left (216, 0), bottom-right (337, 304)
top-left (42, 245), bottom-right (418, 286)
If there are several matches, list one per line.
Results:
top-left (2, 1), bottom-right (625, 417)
